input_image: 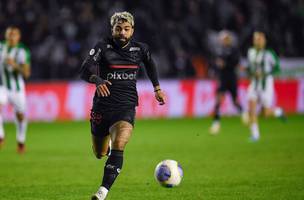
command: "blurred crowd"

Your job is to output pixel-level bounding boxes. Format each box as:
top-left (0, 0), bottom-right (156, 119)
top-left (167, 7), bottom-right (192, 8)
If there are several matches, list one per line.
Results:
top-left (1, 0), bottom-right (304, 80)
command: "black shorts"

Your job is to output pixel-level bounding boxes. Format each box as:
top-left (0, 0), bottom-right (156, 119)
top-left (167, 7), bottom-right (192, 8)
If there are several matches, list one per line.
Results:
top-left (90, 108), bottom-right (136, 138)
top-left (217, 79), bottom-right (238, 100)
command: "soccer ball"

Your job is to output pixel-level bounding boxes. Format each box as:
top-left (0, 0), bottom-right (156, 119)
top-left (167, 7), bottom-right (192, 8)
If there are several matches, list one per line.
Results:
top-left (154, 159), bottom-right (183, 187)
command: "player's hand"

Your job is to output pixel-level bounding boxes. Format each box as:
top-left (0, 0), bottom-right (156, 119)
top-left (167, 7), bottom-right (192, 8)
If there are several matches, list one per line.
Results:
top-left (96, 80), bottom-right (112, 97)
top-left (5, 58), bottom-right (18, 70)
top-left (255, 70), bottom-right (262, 79)
top-left (155, 89), bottom-right (166, 105)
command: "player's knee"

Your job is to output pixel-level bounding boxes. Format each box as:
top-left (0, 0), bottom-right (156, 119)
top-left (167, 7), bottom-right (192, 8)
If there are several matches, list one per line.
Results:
top-left (16, 113), bottom-right (25, 121)
top-left (92, 146), bottom-right (108, 159)
top-left (248, 108), bottom-right (255, 115)
top-left (95, 153), bottom-right (103, 159)
top-left (112, 139), bottom-right (128, 151)
top-left (110, 122), bottom-right (132, 150)
top-left (263, 109), bottom-right (272, 117)
top-left (94, 151), bottom-right (108, 159)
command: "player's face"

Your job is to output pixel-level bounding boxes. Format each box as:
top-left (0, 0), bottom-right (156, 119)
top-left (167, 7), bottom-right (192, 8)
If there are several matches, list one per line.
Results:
top-left (253, 32), bottom-right (266, 50)
top-left (221, 34), bottom-right (232, 47)
top-left (112, 21), bottom-right (134, 45)
top-left (5, 28), bottom-right (21, 46)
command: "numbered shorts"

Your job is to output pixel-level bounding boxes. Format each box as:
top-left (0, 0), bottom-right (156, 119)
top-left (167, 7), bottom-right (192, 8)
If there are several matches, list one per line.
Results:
top-left (7, 90), bottom-right (26, 113)
top-left (90, 109), bottom-right (136, 138)
top-left (217, 79), bottom-right (238, 101)
top-left (247, 76), bottom-right (274, 108)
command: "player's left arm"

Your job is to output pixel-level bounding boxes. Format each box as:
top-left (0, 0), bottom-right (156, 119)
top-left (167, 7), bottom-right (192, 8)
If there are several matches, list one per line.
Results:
top-left (6, 47), bottom-right (31, 79)
top-left (268, 49), bottom-right (280, 76)
top-left (245, 48), bottom-right (254, 78)
top-left (142, 44), bottom-right (165, 105)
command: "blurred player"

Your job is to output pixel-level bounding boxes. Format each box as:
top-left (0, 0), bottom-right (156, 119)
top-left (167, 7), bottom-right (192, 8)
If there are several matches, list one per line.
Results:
top-left (209, 31), bottom-right (243, 134)
top-left (246, 31), bottom-right (285, 141)
top-left (0, 26), bottom-right (31, 153)
top-left (80, 12), bottom-right (165, 200)
top-left (0, 61), bottom-right (6, 149)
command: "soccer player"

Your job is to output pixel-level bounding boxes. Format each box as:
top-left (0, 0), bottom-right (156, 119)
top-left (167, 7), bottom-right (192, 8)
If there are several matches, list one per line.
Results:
top-left (79, 12), bottom-right (165, 200)
top-left (246, 31), bottom-right (284, 141)
top-left (209, 31), bottom-right (243, 134)
top-left (0, 66), bottom-right (6, 149)
top-left (0, 26), bottom-right (31, 153)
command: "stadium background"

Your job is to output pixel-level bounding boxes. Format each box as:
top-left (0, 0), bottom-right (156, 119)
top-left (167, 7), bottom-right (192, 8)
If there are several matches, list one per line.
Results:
top-left (0, 0), bottom-right (304, 121)
top-left (1, 1), bottom-right (304, 200)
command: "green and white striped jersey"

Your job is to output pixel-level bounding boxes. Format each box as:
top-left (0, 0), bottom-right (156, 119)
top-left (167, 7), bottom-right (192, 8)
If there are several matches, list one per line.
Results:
top-left (247, 47), bottom-right (280, 77)
top-left (0, 41), bottom-right (30, 92)
top-left (247, 47), bottom-right (280, 89)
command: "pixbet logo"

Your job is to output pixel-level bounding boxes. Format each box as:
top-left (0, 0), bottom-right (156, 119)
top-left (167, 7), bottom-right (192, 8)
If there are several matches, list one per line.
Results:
top-left (107, 71), bottom-right (137, 80)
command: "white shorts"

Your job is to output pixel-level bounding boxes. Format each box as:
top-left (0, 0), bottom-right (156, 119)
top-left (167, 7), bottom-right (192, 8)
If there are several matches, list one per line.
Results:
top-left (5, 89), bottom-right (26, 113)
top-left (0, 86), bottom-right (8, 105)
top-left (247, 76), bottom-right (274, 108)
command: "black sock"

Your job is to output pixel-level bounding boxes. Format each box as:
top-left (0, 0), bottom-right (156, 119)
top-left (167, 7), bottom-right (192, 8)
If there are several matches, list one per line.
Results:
top-left (234, 102), bottom-right (243, 113)
top-left (101, 149), bottom-right (124, 190)
top-left (232, 98), bottom-right (243, 113)
top-left (214, 103), bottom-right (220, 121)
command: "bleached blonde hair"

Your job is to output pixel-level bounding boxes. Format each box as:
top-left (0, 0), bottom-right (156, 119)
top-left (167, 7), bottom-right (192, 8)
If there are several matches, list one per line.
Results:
top-left (110, 11), bottom-right (134, 27)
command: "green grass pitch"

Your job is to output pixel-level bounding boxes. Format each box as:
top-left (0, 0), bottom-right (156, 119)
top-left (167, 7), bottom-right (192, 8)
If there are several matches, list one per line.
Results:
top-left (0, 115), bottom-right (303, 200)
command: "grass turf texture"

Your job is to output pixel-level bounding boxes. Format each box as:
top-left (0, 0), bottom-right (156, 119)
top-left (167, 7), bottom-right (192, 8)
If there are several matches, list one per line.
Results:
top-left (0, 115), bottom-right (303, 200)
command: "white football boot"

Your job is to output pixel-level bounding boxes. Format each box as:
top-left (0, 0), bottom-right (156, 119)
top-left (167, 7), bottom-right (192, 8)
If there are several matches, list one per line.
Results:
top-left (209, 121), bottom-right (220, 135)
top-left (91, 186), bottom-right (108, 200)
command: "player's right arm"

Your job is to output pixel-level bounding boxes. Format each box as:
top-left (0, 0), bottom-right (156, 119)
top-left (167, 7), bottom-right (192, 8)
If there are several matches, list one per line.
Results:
top-left (80, 42), bottom-right (112, 97)
top-left (246, 48), bottom-right (253, 77)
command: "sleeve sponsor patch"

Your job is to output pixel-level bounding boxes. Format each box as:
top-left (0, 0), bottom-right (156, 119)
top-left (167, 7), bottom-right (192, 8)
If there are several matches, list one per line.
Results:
top-left (89, 49), bottom-right (95, 55)
top-left (93, 48), bottom-right (102, 61)
top-left (129, 47), bottom-right (140, 51)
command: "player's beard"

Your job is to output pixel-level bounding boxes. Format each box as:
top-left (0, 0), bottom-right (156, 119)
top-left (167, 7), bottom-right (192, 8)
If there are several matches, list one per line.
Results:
top-left (113, 36), bottom-right (130, 47)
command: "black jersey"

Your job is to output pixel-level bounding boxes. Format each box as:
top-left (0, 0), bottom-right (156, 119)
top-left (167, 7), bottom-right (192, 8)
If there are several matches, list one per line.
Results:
top-left (80, 37), bottom-right (159, 112)
top-left (216, 46), bottom-right (240, 81)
